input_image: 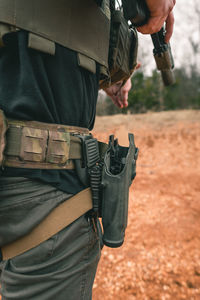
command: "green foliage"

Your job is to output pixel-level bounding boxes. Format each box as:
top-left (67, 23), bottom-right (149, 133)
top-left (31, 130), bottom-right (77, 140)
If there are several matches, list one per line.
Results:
top-left (96, 67), bottom-right (200, 115)
top-left (128, 70), bottom-right (162, 113)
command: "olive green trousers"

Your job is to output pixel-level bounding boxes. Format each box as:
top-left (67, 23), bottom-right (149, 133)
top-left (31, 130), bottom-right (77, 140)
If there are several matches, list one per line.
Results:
top-left (0, 177), bottom-right (101, 300)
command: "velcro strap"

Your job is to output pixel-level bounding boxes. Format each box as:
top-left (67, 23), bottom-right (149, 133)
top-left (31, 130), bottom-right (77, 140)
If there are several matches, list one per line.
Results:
top-left (1, 188), bottom-right (93, 260)
top-left (3, 119), bottom-right (90, 169)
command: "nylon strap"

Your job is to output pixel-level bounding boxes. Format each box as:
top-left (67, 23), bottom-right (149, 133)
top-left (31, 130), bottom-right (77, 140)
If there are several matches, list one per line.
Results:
top-left (3, 119), bottom-right (89, 169)
top-left (1, 187), bottom-right (93, 260)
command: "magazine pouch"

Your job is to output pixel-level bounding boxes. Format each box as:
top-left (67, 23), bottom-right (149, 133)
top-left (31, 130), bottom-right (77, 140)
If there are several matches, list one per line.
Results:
top-left (101, 133), bottom-right (138, 247)
top-left (99, 9), bottom-right (138, 89)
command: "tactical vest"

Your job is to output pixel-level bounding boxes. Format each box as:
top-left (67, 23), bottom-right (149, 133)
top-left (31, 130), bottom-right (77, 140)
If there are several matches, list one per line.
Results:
top-left (0, 0), bottom-right (110, 73)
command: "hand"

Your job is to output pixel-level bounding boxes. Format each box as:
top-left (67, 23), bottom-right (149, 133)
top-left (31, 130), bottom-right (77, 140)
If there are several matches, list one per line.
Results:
top-left (104, 78), bottom-right (132, 108)
top-left (135, 0), bottom-right (176, 43)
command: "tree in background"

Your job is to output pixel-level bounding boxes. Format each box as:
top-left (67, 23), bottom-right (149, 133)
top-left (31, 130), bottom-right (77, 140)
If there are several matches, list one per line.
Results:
top-left (97, 68), bottom-right (200, 116)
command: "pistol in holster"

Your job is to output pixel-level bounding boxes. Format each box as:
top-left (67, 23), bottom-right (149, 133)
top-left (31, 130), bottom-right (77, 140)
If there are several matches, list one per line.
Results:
top-left (100, 133), bottom-right (138, 248)
top-left (75, 132), bottom-right (139, 248)
top-left (0, 109), bottom-right (139, 249)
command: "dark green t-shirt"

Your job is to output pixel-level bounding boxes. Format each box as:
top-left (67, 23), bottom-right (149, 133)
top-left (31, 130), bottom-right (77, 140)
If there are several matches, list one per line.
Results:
top-left (0, 30), bottom-right (100, 194)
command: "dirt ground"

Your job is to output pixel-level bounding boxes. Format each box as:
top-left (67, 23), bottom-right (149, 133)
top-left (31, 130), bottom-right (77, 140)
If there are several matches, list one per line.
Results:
top-left (92, 110), bottom-right (200, 300)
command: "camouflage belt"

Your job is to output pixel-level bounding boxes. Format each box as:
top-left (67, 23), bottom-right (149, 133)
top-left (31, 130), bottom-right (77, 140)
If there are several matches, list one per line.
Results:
top-left (0, 110), bottom-right (90, 169)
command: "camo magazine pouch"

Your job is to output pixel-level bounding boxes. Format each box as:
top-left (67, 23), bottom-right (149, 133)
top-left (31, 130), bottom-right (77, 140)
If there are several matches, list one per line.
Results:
top-left (0, 109), bottom-right (7, 166)
top-left (99, 10), bottom-right (138, 89)
top-left (101, 134), bottom-right (138, 248)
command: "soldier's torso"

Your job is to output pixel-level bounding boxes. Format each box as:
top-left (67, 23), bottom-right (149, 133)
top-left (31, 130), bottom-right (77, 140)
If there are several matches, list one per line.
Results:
top-left (0, 0), bottom-right (111, 71)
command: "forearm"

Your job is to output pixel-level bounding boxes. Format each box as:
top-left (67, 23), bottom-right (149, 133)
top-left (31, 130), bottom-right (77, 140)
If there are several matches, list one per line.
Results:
top-left (136, 0), bottom-right (175, 42)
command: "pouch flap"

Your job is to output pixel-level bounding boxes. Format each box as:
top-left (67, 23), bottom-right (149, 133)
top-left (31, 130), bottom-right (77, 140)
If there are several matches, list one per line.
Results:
top-left (28, 32), bottom-right (55, 55)
top-left (78, 53), bottom-right (96, 74)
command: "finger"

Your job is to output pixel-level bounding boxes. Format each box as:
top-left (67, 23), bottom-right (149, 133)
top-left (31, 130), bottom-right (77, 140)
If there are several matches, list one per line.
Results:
top-left (122, 93), bottom-right (128, 107)
top-left (136, 62), bottom-right (141, 70)
top-left (117, 79), bottom-right (131, 107)
top-left (118, 89), bottom-right (128, 108)
top-left (123, 91), bottom-right (129, 107)
top-left (165, 11), bottom-right (175, 43)
top-left (111, 95), bottom-right (123, 108)
top-left (116, 96), bottom-right (124, 108)
top-left (136, 16), bottom-right (164, 35)
top-left (117, 92), bottom-right (127, 108)
top-left (104, 81), bottom-right (123, 97)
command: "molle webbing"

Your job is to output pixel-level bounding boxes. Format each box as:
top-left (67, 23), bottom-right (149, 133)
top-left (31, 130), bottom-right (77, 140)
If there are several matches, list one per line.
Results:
top-left (0, 0), bottom-right (110, 68)
top-left (3, 119), bottom-right (90, 169)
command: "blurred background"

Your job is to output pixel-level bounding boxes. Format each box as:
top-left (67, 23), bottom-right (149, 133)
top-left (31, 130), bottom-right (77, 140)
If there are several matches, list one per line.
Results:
top-left (94, 1), bottom-right (200, 299)
top-left (0, 2), bottom-right (199, 300)
top-left (97, 0), bottom-right (200, 115)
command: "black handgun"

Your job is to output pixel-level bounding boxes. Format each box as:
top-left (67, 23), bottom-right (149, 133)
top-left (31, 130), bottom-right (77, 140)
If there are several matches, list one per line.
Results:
top-left (122, 0), bottom-right (175, 86)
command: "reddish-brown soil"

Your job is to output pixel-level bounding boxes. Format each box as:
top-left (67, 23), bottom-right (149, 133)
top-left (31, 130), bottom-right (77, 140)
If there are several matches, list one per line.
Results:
top-left (92, 110), bottom-right (200, 300)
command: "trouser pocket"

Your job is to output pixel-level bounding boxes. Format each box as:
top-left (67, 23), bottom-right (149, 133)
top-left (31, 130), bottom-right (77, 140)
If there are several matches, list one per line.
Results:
top-left (0, 176), bottom-right (67, 247)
